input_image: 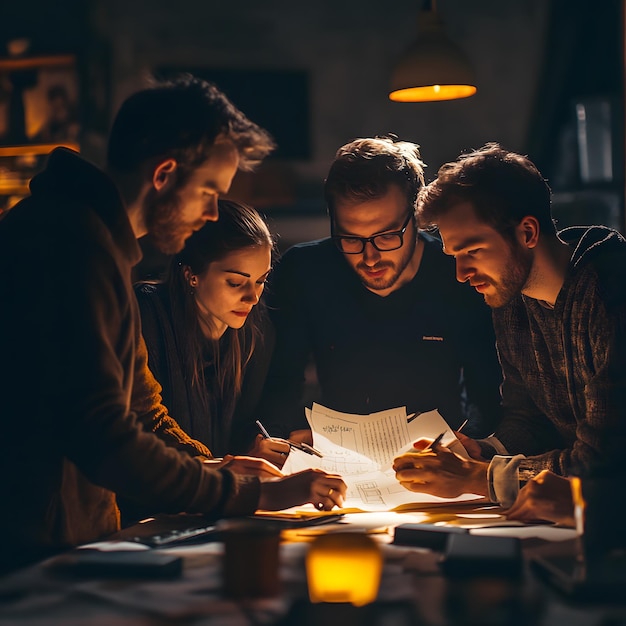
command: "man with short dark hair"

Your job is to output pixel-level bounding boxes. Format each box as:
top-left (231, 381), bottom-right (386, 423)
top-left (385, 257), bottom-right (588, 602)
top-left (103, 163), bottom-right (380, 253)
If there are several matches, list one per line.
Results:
top-left (0, 75), bottom-right (345, 574)
top-left (260, 135), bottom-right (502, 443)
top-left (394, 142), bottom-right (626, 508)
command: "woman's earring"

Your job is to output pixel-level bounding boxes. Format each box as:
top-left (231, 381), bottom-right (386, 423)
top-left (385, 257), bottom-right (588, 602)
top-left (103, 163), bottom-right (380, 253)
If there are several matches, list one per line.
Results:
top-left (189, 275), bottom-right (198, 294)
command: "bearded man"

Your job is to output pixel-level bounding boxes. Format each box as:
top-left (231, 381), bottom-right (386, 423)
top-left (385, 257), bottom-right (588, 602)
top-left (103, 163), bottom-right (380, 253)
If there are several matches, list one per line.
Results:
top-left (259, 135), bottom-right (502, 443)
top-left (393, 143), bottom-right (626, 509)
top-left (0, 76), bottom-right (347, 574)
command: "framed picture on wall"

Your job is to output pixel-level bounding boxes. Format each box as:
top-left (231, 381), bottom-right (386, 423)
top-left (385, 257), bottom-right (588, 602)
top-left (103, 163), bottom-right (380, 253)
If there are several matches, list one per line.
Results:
top-left (0, 53), bottom-right (80, 218)
top-left (0, 53), bottom-right (80, 147)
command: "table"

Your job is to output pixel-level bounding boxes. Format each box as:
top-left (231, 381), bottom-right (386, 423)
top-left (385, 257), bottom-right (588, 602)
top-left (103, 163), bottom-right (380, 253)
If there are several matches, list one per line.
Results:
top-left (1, 506), bottom-right (625, 626)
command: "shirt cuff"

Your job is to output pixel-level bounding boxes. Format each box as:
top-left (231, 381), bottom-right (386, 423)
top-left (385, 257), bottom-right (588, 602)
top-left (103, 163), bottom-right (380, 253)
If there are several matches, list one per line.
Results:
top-left (487, 454), bottom-right (526, 507)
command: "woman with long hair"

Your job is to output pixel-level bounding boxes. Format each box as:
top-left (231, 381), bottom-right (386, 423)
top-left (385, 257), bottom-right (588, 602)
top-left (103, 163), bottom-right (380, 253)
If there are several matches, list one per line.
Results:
top-left (135, 199), bottom-right (290, 467)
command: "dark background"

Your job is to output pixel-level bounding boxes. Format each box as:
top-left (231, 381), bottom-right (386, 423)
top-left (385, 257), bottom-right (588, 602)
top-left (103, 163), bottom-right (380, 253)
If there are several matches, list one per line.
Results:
top-left (1, 0), bottom-right (623, 254)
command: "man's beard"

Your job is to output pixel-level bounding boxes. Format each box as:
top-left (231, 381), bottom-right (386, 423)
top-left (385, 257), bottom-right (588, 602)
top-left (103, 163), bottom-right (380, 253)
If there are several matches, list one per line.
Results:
top-left (482, 243), bottom-right (533, 308)
top-left (144, 186), bottom-right (202, 255)
top-left (355, 236), bottom-right (416, 292)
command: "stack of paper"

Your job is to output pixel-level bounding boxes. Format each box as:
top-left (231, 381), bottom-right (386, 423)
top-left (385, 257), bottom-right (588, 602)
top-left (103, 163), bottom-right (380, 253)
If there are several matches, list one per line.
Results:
top-left (282, 403), bottom-right (482, 511)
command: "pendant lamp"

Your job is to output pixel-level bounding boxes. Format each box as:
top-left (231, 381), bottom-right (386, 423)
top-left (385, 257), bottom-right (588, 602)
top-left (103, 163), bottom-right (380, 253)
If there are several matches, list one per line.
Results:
top-left (389, 0), bottom-right (476, 102)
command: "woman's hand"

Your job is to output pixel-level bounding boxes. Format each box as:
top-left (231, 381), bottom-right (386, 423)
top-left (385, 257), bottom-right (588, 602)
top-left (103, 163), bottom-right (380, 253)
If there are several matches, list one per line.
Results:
top-left (258, 469), bottom-right (346, 511)
top-left (288, 429), bottom-right (313, 446)
top-left (247, 434), bottom-right (291, 469)
top-left (505, 470), bottom-right (575, 526)
top-left (205, 454), bottom-right (283, 479)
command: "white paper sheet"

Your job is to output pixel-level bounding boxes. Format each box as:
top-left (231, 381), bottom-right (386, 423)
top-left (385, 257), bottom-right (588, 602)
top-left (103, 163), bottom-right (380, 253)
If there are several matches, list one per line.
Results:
top-left (282, 403), bottom-right (480, 511)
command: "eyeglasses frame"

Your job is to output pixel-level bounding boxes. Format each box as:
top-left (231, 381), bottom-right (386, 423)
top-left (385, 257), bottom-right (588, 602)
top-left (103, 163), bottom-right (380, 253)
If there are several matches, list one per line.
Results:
top-left (331, 210), bottom-right (415, 254)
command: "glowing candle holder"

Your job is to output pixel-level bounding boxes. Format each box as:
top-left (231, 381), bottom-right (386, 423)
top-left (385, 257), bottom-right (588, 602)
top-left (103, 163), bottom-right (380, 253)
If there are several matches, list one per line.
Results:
top-left (305, 532), bottom-right (383, 606)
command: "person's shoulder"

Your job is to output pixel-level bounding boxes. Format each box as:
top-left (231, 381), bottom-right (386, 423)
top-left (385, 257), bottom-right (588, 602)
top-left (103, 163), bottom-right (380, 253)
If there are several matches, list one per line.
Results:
top-left (134, 281), bottom-right (160, 299)
top-left (418, 231), bottom-right (474, 294)
top-left (275, 237), bottom-right (338, 274)
top-left (268, 238), bottom-right (346, 304)
top-left (562, 225), bottom-right (626, 271)
top-left (419, 229), bottom-right (443, 247)
top-left (255, 310), bottom-right (276, 348)
top-left (134, 281), bottom-right (168, 314)
top-left (563, 226), bottom-right (626, 308)
top-left (280, 237), bottom-right (334, 260)
top-left (419, 230), bottom-right (452, 269)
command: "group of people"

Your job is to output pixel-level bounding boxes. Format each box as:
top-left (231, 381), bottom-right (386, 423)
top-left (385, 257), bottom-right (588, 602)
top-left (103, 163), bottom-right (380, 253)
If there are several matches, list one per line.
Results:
top-left (1, 73), bottom-right (624, 574)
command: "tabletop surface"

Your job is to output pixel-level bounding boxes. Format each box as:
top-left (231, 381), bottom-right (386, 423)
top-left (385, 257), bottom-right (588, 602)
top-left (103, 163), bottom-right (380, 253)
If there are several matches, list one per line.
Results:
top-left (0, 506), bottom-right (624, 626)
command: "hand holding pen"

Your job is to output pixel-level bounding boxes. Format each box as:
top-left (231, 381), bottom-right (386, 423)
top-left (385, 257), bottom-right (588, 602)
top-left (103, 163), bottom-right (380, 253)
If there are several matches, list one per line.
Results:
top-left (411, 419), bottom-right (467, 452)
top-left (256, 420), bottom-right (324, 458)
top-left (393, 418), bottom-right (490, 499)
top-left (412, 430), bottom-right (446, 452)
top-left (247, 428), bottom-right (290, 469)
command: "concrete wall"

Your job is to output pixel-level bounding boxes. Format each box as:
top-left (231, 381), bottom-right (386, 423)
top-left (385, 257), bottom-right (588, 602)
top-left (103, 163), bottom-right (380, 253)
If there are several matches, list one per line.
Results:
top-left (89, 0), bottom-right (549, 247)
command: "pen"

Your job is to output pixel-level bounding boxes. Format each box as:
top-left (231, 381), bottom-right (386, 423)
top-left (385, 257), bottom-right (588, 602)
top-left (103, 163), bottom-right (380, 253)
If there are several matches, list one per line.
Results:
top-left (457, 419), bottom-right (469, 433)
top-left (423, 430), bottom-right (446, 452)
top-left (255, 420), bottom-right (324, 458)
top-left (407, 412), bottom-right (421, 424)
top-left (297, 441), bottom-right (324, 458)
top-left (255, 419), bottom-right (271, 439)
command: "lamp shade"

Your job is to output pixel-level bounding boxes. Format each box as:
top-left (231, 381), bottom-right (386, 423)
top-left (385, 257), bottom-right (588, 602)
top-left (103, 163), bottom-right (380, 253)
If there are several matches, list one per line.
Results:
top-left (389, 10), bottom-right (476, 102)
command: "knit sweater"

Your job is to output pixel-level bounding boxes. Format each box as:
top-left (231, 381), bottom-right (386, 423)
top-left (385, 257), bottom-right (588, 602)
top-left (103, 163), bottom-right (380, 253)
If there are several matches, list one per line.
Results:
top-left (0, 148), bottom-right (260, 573)
top-left (490, 226), bottom-right (626, 487)
top-left (135, 282), bottom-right (275, 457)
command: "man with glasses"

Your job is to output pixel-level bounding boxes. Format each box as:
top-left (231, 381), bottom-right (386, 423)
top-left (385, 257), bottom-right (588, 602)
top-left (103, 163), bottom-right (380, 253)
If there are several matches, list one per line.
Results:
top-left (259, 135), bottom-right (503, 444)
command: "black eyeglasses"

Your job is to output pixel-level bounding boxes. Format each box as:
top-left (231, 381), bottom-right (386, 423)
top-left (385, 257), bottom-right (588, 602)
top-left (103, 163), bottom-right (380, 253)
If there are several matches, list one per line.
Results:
top-left (332, 211), bottom-right (414, 254)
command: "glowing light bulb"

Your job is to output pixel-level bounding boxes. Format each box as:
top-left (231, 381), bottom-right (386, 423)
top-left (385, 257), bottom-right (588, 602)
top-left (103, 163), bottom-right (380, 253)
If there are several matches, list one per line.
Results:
top-left (305, 533), bottom-right (382, 606)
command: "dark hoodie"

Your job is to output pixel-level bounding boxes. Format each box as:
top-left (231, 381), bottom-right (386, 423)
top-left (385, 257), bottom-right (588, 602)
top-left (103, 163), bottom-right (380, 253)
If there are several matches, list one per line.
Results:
top-left (0, 148), bottom-right (259, 574)
top-left (492, 225), bottom-right (626, 477)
